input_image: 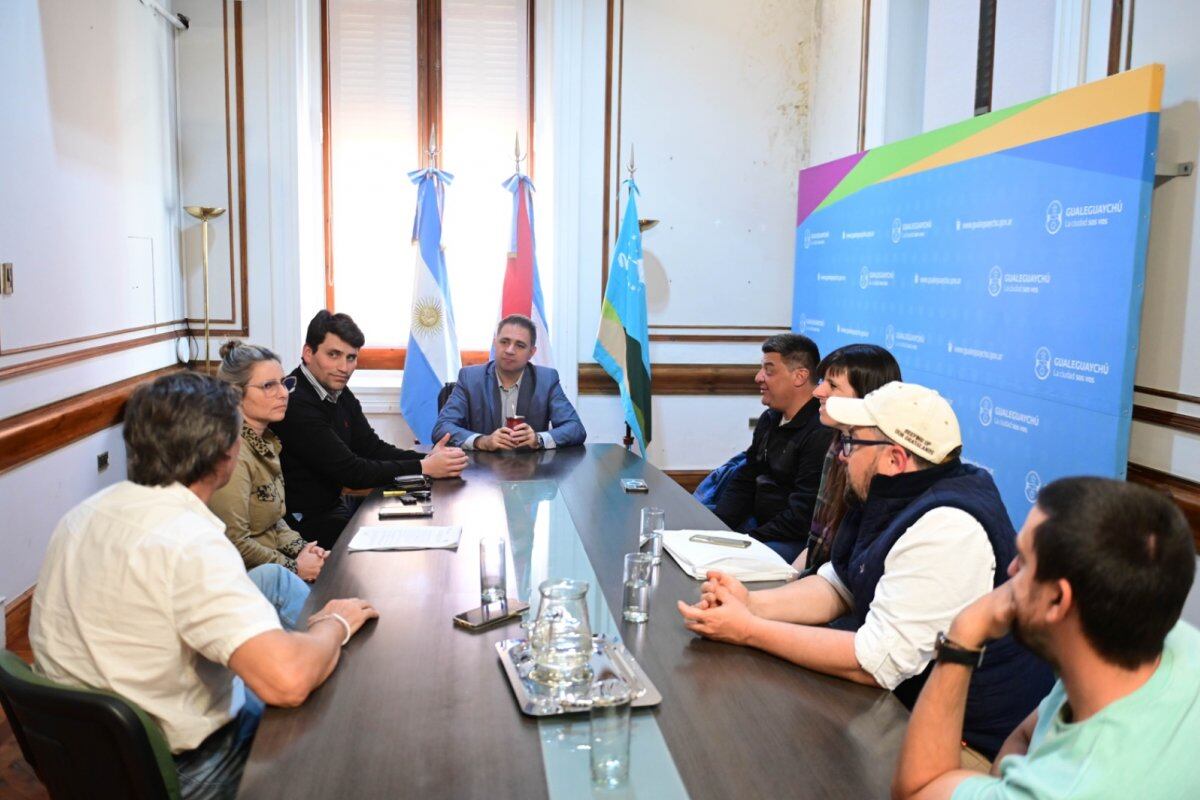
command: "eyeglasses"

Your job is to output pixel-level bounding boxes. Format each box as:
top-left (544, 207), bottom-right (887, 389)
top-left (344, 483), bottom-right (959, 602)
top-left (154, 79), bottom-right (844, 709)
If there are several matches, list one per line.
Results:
top-left (247, 376), bottom-right (297, 395)
top-left (837, 431), bottom-right (893, 458)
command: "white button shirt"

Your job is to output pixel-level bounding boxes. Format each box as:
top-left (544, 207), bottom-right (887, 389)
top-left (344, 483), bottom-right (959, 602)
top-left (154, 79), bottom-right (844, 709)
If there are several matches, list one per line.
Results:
top-left (817, 506), bottom-right (997, 690)
top-left (30, 481), bottom-right (282, 753)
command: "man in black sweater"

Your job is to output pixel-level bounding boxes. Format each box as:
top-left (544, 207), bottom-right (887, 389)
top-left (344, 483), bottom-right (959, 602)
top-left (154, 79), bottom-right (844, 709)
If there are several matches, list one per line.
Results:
top-left (715, 334), bottom-right (834, 562)
top-left (273, 311), bottom-right (467, 548)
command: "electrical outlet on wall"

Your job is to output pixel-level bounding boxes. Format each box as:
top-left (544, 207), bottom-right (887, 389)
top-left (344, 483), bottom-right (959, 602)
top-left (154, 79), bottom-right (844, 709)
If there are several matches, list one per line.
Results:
top-left (97, 452), bottom-right (109, 472)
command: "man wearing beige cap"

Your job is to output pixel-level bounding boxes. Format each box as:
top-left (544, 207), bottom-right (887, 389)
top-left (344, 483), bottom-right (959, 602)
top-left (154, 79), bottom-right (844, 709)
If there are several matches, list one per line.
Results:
top-left (679, 381), bottom-right (1052, 762)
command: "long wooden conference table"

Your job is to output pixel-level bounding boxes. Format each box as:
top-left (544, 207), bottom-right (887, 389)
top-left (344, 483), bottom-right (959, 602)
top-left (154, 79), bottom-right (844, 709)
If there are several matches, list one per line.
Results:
top-left (240, 445), bottom-right (909, 799)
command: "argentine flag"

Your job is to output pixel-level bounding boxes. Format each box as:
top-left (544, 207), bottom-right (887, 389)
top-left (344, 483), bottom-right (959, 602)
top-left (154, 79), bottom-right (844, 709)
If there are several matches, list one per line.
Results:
top-left (400, 167), bottom-right (460, 443)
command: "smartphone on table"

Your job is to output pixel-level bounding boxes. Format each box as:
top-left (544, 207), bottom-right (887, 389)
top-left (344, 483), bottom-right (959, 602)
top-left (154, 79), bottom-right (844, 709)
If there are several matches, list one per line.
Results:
top-left (453, 599), bottom-right (530, 632)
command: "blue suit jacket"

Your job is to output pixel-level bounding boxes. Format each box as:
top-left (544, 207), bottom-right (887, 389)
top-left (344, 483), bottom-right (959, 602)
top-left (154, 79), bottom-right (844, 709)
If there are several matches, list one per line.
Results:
top-left (432, 362), bottom-right (586, 448)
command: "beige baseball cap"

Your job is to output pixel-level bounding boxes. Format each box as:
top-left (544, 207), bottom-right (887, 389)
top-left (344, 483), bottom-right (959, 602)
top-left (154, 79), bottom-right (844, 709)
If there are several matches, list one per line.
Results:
top-left (825, 381), bottom-right (962, 464)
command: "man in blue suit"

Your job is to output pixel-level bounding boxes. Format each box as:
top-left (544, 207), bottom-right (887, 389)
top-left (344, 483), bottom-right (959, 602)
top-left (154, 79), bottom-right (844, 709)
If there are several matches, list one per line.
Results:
top-left (432, 314), bottom-right (586, 450)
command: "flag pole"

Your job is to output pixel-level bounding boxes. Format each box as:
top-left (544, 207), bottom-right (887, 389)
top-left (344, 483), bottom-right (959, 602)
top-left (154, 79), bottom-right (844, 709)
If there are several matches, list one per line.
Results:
top-left (622, 143), bottom-right (637, 452)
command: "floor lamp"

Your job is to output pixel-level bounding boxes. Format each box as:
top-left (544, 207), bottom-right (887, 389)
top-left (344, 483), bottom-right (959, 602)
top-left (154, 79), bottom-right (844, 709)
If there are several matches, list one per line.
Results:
top-left (184, 205), bottom-right (226, 373)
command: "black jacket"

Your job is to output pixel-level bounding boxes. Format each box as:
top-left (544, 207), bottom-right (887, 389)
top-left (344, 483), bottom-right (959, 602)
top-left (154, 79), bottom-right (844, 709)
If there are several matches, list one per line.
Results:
top-left (272, 366), bottom-right (424, 517)
top-left (714, 397), bottom-right (834, 545)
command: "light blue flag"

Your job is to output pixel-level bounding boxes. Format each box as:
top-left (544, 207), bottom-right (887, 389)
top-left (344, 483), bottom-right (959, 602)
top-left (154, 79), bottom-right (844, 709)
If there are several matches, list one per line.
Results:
top-left (594, 179), bottom-right (652, 454)
top-left (400, 167), bottom-right (460, 443)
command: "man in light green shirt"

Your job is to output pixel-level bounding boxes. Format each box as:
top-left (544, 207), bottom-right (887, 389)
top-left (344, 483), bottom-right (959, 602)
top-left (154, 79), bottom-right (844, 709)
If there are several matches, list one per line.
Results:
top-left (892, 476), bottom-right (1200, 800)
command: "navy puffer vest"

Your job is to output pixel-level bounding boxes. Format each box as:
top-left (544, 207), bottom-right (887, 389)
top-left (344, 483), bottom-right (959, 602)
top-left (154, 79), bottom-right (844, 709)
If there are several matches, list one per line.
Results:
top-left (831, 460), bottom-right (1053, 758)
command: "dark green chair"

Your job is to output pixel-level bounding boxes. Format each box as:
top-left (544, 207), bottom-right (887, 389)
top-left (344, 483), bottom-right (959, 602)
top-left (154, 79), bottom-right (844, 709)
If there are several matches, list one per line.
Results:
top-left (0, 650), bottom-right (180, 799)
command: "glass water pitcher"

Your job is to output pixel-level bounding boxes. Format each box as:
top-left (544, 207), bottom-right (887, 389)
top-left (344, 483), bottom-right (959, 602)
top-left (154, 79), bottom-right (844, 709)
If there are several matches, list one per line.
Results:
top-left (528, 578), bottom-right (593, 685)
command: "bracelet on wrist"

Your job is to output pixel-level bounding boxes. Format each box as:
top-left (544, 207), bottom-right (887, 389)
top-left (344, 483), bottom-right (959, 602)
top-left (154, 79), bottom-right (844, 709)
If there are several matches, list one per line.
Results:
top-left (311, 612), bottom-right (352, 646)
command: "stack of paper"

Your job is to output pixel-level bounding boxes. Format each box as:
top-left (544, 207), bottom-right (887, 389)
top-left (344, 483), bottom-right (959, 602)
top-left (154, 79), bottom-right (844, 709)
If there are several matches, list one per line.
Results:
top-left (347, 525), bottom-right (462, 552)
top-left (662, 530), bottom-right (798, 582)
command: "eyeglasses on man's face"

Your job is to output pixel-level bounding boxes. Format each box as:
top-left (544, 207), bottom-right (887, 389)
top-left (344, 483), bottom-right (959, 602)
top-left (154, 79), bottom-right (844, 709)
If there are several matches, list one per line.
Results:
top-left (837, 431), bottom-right (893, 458)
top-left (247, 375), bottom-right (297, 395)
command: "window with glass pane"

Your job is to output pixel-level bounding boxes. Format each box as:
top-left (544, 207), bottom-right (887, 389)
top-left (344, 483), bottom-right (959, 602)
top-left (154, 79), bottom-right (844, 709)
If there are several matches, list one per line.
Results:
top-left (326, 0), bottom-right (532, 355)
top-left (328, 0), bottom-right (419, 348)
top-left (440, 0), bottom-right (531, 351)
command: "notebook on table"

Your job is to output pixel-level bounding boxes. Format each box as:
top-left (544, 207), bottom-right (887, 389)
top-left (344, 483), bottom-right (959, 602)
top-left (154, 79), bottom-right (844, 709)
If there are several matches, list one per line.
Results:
top-left (662, 530), bottom-right (798, 582)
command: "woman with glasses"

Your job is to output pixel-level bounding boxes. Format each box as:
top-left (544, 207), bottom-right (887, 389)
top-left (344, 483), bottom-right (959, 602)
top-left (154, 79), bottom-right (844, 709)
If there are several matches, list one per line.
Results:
top-left (209, 340), bottom-right (329, 581)
top-left (799, 344), bottom-right (901, 574)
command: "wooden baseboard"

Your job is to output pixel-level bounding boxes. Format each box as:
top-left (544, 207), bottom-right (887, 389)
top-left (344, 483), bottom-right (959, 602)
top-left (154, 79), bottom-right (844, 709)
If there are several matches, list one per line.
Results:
top-left (0, 365), bottom-right (183, 476)
top-left (579, 363), bottom-right (759, 396)
top-left (665, 470), bottom-right (710, 494)
top-left (4, 587), bottom-right (33, 655)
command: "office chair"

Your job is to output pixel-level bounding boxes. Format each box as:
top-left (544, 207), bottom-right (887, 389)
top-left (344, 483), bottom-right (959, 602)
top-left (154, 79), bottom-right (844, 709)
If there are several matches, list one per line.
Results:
top-left (0, 649), bottom-right (180, 799)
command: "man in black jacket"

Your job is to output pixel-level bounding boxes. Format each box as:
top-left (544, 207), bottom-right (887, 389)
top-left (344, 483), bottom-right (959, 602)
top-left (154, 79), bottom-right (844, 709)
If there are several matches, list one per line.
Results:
top-left (714, 333), bottom-right (833, 562)
top-left (273, 311), bottom-right (467, 548)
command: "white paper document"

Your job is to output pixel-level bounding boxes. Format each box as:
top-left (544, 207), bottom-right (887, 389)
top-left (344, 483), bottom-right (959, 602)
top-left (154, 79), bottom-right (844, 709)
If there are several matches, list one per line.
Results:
top-left (662, 530), bottom-right (798, 582)
top-left (347, 525), bottom-right (462, 552)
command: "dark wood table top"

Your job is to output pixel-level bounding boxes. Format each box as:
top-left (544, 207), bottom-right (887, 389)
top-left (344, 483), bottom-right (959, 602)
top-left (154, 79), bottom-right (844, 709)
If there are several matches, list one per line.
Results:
top-left (240, 445), bottom-right (908, 799)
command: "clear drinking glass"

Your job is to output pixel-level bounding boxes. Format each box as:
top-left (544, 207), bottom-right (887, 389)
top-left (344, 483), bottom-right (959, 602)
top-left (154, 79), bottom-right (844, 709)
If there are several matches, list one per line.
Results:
top-left (590, 678), bottom-right (633, 789)
top-left (640, 507), bottom-right (665, 565)
top-left (479, 535), bottom-right (507, 604)
top-left (528, 579), bottom-right (593, 685)
top-left (622, 552), bottom-right (654, 623)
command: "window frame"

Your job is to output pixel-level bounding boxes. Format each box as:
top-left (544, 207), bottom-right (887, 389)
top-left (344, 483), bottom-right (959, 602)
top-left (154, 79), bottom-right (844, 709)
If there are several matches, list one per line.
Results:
top-left (319, 0), bottom-right (536, 370)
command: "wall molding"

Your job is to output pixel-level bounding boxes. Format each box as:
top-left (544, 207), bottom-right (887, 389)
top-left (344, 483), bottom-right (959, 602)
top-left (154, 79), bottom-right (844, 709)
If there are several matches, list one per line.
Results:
top-left (1132, 404), bottom-right (1200, 437)
top-left (665, 469), bottom-right (708, 493)
top-left (648, 334), bottom-right (776, 343)
top-left (182, 0), bottom-right (249, 335)
top-left (1135, 385), bottom-right (1200, 406)
top-left (669, 462), bottom-right (1197, 550)
top-left (357, 349), bottom-right (491, 371)
top-left (0, 329), bottom-right (186, 383)
top-left (0, 365), bottom-right (183, 476)
top-left (579, 363), bottom-right (758, 395)
top-left (1127, 462), bottom-right (1200, 551)
top-left (4, 587), bottom-right (34, 654)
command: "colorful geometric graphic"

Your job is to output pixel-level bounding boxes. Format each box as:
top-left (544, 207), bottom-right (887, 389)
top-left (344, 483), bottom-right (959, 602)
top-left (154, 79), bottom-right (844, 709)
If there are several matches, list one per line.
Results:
top-left (793, 65), bottom-right (1163, 525)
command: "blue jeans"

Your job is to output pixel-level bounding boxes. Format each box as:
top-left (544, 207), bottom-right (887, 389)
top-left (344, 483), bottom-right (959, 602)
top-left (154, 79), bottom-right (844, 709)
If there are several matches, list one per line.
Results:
top-left (247, 563), bottom-right (309, 631)
top-left (764, 539), bottom-right (807, 564)
top-left (174, 686), bottom-right (264, 799)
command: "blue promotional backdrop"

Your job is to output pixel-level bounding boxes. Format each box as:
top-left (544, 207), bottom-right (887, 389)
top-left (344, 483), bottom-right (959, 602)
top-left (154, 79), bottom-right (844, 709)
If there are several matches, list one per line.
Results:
top-left (792, 66), bottom-right (1163, 525)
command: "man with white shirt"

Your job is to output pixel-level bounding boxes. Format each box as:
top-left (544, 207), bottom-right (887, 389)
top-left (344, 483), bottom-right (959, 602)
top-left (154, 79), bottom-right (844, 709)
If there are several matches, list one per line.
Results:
top-left (30, 372), bottom-right (379, 798)
top-left (678, 381), bottom-right (1052, 760)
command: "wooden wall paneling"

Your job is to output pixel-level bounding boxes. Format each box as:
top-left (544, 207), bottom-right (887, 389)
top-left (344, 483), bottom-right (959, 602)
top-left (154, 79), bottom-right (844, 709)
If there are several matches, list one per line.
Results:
top-left (665, 470), bottom-right (709, 494)
top-left (1132, 404), bottom-right (1200, 436)
top-left (1127, 462), bottom-right (1200, 551)
top-left (578, 363), bottom-right (758, 395)
top-left (1135, 385), bottom-right (1200, 406)
top-left (0, 365), bottom-right (182, 476)
top-left (357, 349), bottom-right (492, 371)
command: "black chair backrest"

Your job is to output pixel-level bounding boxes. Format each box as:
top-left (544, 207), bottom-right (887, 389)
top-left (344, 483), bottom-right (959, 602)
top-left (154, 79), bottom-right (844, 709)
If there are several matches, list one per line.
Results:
top-left (437, 381), bottom-right (457, 411)
top-left (0, 650), bottom-right (180, 800)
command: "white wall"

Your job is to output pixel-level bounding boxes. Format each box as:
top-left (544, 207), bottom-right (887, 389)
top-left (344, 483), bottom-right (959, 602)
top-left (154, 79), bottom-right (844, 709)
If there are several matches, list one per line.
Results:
top-left (0, 0), bottom-right (188, 606)
top-left (810, 0), bottom-right (863, 163)
top-left (811, 0), bottom-right (1200, 489)
top-left (571, 0), bottom-right (819, 468)
top-left (1126, 0), bottom-right (1200, 482)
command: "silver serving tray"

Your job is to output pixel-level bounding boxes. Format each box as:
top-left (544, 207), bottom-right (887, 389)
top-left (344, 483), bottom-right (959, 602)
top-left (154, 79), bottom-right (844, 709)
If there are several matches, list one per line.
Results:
top-left (496, 635), bottom-right (663, 716)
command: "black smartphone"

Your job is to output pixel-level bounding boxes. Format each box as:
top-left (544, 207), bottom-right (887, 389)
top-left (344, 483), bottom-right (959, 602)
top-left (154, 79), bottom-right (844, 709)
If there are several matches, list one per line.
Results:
top-left (452, 600), bottom-right (530, 632)
top-left (620, 478), bottom-right (649, 493)
top-left (394, 474), bottom-right (431, 489)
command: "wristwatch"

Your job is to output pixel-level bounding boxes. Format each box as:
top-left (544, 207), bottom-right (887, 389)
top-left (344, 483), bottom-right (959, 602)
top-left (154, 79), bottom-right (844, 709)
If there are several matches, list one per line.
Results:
top-left (935, 631), bottom-right (986, 668)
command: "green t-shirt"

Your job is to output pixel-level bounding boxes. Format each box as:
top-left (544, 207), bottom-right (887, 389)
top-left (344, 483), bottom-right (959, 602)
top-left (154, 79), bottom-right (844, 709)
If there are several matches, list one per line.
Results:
top-left (953, 621), bottom-right (1200, 800)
